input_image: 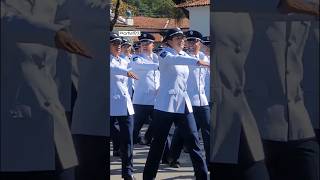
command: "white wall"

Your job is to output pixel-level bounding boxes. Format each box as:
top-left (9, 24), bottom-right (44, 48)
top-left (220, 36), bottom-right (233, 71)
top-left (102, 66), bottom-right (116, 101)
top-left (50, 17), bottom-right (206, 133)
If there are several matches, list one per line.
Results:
top-left (187, 6), bottom-right (210, 36)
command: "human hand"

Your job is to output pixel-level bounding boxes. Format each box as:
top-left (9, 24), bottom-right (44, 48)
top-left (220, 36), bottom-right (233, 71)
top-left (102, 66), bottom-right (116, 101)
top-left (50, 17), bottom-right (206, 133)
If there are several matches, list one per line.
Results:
top-left (197, 60), bottom-right (210, 68)
top-left (127, 71), bottom-right (139, 80)
top-left (55, 30), bottom-right (93, 58)
top-left (278, 0), bottom-right (319, 16)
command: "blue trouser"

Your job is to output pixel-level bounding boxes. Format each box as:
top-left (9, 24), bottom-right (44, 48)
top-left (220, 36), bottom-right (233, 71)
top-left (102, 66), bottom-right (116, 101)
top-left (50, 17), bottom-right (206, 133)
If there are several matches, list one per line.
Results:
top-left (133, 104), bottom-right (154, 144)
top-left (73, 135), bottom-right (109, 180)
top-left (168, 106), bottom-right (211, 165)
top-left (211, 131), bottom-right (270, 180)
top-left (110, 116), bottom-right (134, 178)
top-left (143, 109), bottom-right (208, 180)
top-left (263, 139), bottom-right (319, 180)
top-left (111, 117), bottom-right (120, 152)
top-left (133, 105), bottom-right (171, 162)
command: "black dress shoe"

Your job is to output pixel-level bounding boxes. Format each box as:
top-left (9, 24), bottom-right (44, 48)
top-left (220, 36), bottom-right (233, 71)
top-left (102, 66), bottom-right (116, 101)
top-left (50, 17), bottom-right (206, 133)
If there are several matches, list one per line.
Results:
top-left (183, 146), bottom-right (189, 153)
top-left (113, 150), bottom-right (120, 157)
top-left (139, 137), bottom-right (151, 146)
top-left (123, 175), bottom-right (136, 180)
top-left (161, 159), bottom-right (169, 164)
top-left (169, 161), bottom-right (180, 168)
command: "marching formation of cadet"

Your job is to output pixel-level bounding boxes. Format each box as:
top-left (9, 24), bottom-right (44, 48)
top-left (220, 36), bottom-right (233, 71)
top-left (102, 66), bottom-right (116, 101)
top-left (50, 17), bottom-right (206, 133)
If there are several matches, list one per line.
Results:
top-left (130, 32), bottom-right (159, 146)
top-left (110, 28), bottom-right (212, 180)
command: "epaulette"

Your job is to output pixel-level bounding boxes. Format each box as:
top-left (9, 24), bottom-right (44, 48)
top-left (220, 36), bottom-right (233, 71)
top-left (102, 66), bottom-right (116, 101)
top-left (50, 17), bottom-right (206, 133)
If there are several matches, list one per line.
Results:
top-left (159, 51), bottom-right (168, 58)
top-left (132, 56), bottom-right (139, 62)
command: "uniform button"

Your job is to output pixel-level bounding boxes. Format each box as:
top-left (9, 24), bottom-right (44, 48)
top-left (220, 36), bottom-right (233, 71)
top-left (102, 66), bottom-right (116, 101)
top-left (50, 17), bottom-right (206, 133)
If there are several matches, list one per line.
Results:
top-left (285, 70), bottom-right (290, 74)
top-left (295, 96), bottom-right (301, 102)
top-left (287, 99), bottom-right (291, 103)
top-left (44, 102), bottom-right (50, 107)
top-left (234, 88), bottom-right (242, 97)
top-left (235, 45), bottom-right (241, 54)
top-left (38, 64), bottom-right (45, 69)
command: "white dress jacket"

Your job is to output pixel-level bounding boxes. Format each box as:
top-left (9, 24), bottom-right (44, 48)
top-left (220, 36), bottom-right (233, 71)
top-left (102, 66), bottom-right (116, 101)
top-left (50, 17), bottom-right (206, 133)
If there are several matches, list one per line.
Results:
top-left (154, 47), bottom-right (200, 113)
top-left (110, 55), bottom-right (135, 116)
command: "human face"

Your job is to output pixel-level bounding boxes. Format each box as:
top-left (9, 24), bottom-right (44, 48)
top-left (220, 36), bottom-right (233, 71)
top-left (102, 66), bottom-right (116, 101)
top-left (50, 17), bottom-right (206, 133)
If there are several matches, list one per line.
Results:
top-left (110, 40), bottom-right (121, 57)
top-left (186, 38), bottom-right (201, 54)
top-left (203, 45), bottom-right (210, 56)
top-left (167, 34), bottom-right (185, 52)
top-left (140, 41), bottom-right (154, 54)
top-left (121, 44), bottom-right (132, 54)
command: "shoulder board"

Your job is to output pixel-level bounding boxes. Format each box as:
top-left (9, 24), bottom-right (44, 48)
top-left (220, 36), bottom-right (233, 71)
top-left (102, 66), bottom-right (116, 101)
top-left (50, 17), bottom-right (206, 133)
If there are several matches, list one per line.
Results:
top-left (132, 56), bottom-right (139, 62)
top-left (159, 51), bottom-right (168, 58)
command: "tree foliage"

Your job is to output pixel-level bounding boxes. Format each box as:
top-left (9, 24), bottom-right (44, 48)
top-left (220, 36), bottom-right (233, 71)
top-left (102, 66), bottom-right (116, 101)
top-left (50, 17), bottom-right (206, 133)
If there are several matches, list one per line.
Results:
top-left (110, 0), bottom-right (188, 31)
top-left (111, 0), bottom-right (139, 17)
top-left (112, 0), bottom-right (187, 18)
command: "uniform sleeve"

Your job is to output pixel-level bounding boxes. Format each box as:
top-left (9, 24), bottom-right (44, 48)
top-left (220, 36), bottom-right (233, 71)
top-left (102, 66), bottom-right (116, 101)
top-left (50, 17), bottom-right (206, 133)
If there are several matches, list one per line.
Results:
top-left (203, 55), bottom-right (211, 64)
top-left (130, 57), bottom-right (159, 71)
top-left (110, 62), bottom-right (129, 76)
top-left (159, 51), bottom-right (199, 66)
top-left (1, 2), bottom-right (64, 47)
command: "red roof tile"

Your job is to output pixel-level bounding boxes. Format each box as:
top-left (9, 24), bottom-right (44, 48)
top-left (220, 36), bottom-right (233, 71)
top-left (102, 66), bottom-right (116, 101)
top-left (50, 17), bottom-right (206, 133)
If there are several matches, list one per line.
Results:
top-left (175, 0), bottom-right (210, 8)
top-left (115, 16), bottom-right (190, 43)
top-left (133, 16), bottom-right (189, 30)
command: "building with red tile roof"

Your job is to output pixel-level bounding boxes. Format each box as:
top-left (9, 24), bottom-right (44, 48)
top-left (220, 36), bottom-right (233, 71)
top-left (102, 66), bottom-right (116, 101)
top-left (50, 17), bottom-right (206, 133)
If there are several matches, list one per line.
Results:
top-left (114, 16), bottom-right (190, 43)
top-left (175, 0), bottom-right (210, 36)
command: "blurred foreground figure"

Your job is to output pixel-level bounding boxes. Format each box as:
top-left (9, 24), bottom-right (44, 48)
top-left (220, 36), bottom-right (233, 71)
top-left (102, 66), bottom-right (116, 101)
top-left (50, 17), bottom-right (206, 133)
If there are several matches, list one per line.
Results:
top-left (0, 0), bottom-right (91, 179)
top-left (211, 0), bottom-right (319, 180)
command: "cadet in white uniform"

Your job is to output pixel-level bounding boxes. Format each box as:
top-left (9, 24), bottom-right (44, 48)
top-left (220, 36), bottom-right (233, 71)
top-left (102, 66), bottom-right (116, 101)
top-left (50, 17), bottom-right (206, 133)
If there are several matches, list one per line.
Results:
top-left (302, 20), bottom-right (319, 143)
top-left (210, 2), bottom-right (270, 179)
top-left (211, 0), bottom-right (318, 180)
top-left (110, 32), bottom-right (138, 180)
top-left (201, 36), bottom-right (211, 105)
top-left (143, 28), bottom-right (209, 180)
top-left (168, 30), bottom-right (211, 167)
top-left (133, 43), bottom-right (141, 55)
top-left (120, 37), bottom-right (133, 62)
top-left (66, 1), bottom-right (110, 179)
top-left (111, 37), bottom-right (134, 157)
top-left (130, 32), bottom-right (160, 145)
top-left (245, 1), bottom-right (319, 179)
top-left (0, 0), bottom-right (90, 179)
top-left (121, 37), bottom-right (134, 97)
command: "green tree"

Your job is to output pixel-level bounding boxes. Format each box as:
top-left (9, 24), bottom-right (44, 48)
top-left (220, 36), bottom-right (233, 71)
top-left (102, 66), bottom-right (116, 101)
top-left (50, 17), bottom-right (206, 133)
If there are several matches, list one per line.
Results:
top-left (126, 0), bottom-right (187, 19)
top-left (110, 0), bottom-right (188, 30)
